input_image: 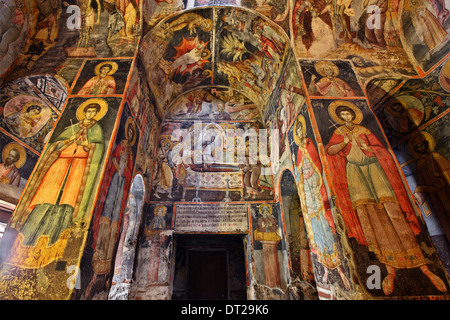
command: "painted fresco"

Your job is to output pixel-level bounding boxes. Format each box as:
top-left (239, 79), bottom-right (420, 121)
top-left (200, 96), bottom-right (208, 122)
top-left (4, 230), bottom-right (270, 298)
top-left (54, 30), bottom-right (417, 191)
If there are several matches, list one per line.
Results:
top-left (0, 75), bottom-right (67, 153)
top-left (1, 95), bottom-right (56, 151)
top-left (103, 0), bottom-right (141, 57)
top-left (0, 0), bottom-right (449, 301)
top-left (156, 10), bottom-right (213, 90)
top-left (373, 58), bottom-right (450, 146)
top-left (165, 87), bottom-right (262, 122)
top-left (287, 0), bottom-right (419, 82)
top-left (150, 120), bottom-right (274, 201)
top-left (71, 59), bottom-right (133, 96)
top-left (251, 202), bottom-right (287, 289)
top-left (215, 7), bottom-right (288, 107)
top-left (0, 74), bottom-right (67, 241)
top-left (0, 96), bottom-right (121, 299)
top-left (125, 60), bottom-right (144, 124)
top-left (79, 103), bottom-right (139, 300)
top-left (264, 50), bottom-right (305, 162)
top-left (263, 49), bottom-right (305, 122)
top-left (0, 0), bottom-right (64, 79)
top-left (108, 174), bottom-right (145, 300)
top-left (141, 6), bottom-right (291, 112)
top-left (131, 58), bottom-right (161, 204)
top-left (65, 0), bottom-right (141, 58)
top-left (0, 132), bottom-right (39, 206)
top-left (241, 0), bottom-right (289, 35)
top-left (56, 58), bottom-right (85, 89)
top-left (401, 0), bottom-right (450, 72)
top-left (144, 0), bottom-right (291, 39)
top-left (300, 59), bottom-right (365, 98)
top-left (143, 0), bottom-right (185, 29)
top-left (129, 202), bottom-right (173, 299)
top-left (392, 116), bottom-right (450, 273)
top-left (135, 109), bottom-right (160, 203)
top-left (141, 8), bottom-right (213, 111)
top-left (287, 105), bottom-right (351, 296)
top-left (310, 98), bottom-right (448, 297)
top-left (27, 74), bottom-right (69, 110)
top-left (3, 0), bottom-right (68, 81)
top-left (365, 77), bottom-right (404, 109)
top-left (0, 0), bottom-right (31, 79)
top-left (279, 170), bottom-right (311, 279)
top-left (3, 0), bottom-right (141, 83)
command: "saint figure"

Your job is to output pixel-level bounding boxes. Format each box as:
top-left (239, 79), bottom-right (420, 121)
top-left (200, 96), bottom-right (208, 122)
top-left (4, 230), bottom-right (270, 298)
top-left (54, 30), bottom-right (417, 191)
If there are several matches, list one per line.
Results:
top-left (7, 98), bottom-right (106, 269)
top-left (293, 116), bottom-right (350, 289)
top-left (0, 143), bottom-right (25, 187)
top-left (325, 100), bottom-right (447, 295)
top-left (78, 61), bottom-right (118, 95)
top-left (308, 61), bottom-right (358, 97)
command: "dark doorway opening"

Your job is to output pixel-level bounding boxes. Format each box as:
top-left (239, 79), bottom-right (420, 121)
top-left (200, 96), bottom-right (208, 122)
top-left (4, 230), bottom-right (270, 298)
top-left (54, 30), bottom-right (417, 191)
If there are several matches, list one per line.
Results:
top-left (188, 250), bottom-right (228, 299)
top-left (172, 234), bottom-right (247, 300)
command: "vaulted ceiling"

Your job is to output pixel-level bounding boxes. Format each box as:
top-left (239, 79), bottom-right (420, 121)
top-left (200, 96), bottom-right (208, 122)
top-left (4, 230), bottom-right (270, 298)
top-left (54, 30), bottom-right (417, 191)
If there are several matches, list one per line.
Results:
top-left (138, 2), bottom-right (449, 124)
top-left (139, 6), bottom-right (303, 122)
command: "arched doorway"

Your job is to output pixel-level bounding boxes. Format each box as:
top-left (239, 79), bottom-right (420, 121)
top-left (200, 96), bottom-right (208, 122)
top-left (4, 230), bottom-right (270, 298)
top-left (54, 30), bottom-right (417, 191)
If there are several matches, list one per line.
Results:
top-left (171, 234), bottom-right (247, 300)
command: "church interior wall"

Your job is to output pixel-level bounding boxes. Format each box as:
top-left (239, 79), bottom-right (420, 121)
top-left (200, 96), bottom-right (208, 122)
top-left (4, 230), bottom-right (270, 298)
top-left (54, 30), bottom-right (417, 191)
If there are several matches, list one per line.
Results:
top-left (0, 0), bottom-right (449, 300)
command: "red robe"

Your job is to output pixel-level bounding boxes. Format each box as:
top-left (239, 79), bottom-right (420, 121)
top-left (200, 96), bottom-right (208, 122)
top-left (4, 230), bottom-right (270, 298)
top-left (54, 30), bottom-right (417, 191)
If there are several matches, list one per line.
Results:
top-left (325, 125), bottom-right (421, 246)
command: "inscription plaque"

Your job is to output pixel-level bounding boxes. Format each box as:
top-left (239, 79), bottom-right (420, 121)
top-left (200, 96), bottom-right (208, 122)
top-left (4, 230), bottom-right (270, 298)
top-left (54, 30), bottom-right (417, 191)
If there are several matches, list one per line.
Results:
top-left (175, 204), bottom-right (249, 232)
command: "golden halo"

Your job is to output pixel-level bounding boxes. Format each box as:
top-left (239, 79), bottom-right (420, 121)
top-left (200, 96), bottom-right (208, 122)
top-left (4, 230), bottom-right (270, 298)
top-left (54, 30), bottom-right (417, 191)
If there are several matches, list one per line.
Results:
top-left (234, 136), bottom-right (245, 151)
top-left (202, 69), bottom-right (212, 78)
top-left (259, 203), bottom-right (272, 215)
top-left (125, 117), bottom-right (137, 146)
top-left (94, 61), bottom-right (119, 76)
top-left (385, 98), bottom-right (408, 115)
top-left (154, 205), bottom-right (167, 216)
top-left (314, 61), bottom-right (339, 77)
top-left (22, 100), bottom-right (45, 113)
top-left (293, 115), bottom-right (306, 146)
top-left (2, 142), bottom-right (26, 169)
top-left (201, 18), bottom-right (213, 32)
top-left (408, 132), bottom-right (435, 158)
top-left (76, 98), bottom-right (108, 121)
top-left (442, 59), bottom-right (450, 78)
top-left (159, 135), bottom-right (173, 149)
top-left (328, 100), bottom-right (363, 125)
top-left (220, 123), bottom-right (236, 131)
